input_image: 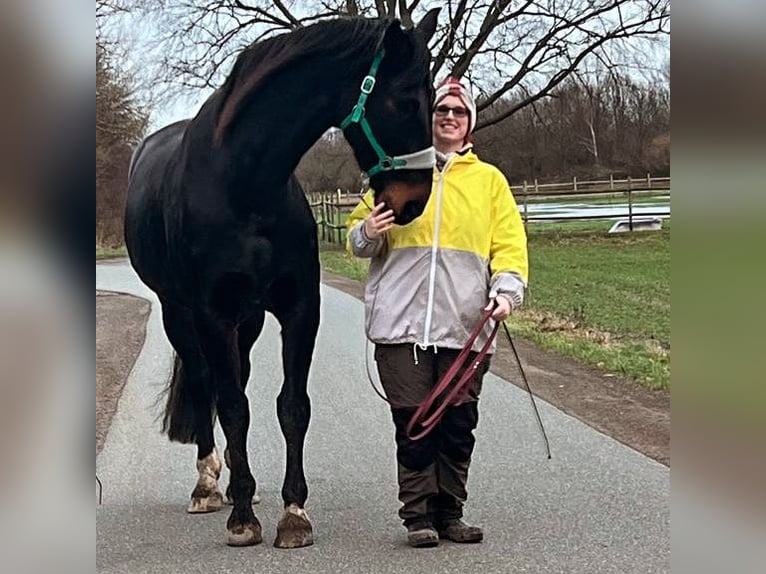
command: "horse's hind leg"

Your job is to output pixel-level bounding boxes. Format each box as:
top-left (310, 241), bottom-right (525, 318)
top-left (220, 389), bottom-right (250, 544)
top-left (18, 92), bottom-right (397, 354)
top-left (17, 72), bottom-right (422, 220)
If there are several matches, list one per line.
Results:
top-left (224, 311), bottom-right (265, 506)
top-left (273, 291), bottom-right (319, 548)
top-left (160, 299), bottom-right (223, 514)
top-left (195, 313), bottom-right (262, 547)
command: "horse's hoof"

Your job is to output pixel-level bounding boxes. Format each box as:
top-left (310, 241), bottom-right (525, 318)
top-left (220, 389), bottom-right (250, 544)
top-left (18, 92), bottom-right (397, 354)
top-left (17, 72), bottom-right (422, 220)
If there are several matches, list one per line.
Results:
top-left (227, 522), bottom-right (263, 547)
top-left (274, 504), bottom-right (314, 549)
top-left (188, 489), bottom-right (224, 514)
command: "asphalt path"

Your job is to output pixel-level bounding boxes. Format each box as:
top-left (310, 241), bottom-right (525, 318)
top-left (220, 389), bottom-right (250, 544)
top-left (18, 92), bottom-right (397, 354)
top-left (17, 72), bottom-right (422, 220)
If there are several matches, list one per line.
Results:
top-left (96, 261), bottom-right (669, 573)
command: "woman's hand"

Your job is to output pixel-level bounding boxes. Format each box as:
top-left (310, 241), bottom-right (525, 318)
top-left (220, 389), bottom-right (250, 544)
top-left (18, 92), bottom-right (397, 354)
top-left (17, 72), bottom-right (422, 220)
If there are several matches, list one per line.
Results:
top-left (485, 295), bottom-right (512, 321)
top-left (363, 202), bottom-right (395, 240)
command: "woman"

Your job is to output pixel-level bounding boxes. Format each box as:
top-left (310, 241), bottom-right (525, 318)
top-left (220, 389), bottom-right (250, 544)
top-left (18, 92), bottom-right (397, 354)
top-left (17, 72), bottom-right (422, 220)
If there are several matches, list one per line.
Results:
top-left (346, 77), bottom-right (528, 547)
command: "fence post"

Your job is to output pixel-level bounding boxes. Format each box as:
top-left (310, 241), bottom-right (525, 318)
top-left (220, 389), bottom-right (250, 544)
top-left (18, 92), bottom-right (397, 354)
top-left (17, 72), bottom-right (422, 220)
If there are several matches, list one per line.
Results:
top-left (330, 193), bottom-right (336, 244)
top-left (322, 196), bottom-right (328, 242)
top-left (522, 182), bottom-right (529, 232)
top-left (647, 172), bottom-right (652, 189)
top-left (573, 176), bottom-right (578, 192)
top-left (336, 189), bottom-right (342, 244)
top-left (534, 178), bottom-right (539, 194)
top-left (522, 181), bottom-right (528, 226)
top-left (610, 174), bottom-right (614, 191)
top-left (628, 178), bottom-right (633, 231)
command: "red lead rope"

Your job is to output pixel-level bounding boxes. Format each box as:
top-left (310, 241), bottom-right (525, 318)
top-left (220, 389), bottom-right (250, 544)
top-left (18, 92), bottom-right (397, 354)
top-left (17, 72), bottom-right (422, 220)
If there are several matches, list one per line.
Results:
top-left (366, 304), bottom-right (552, 458)
top-left (405, 307), bottom-right (498, 440)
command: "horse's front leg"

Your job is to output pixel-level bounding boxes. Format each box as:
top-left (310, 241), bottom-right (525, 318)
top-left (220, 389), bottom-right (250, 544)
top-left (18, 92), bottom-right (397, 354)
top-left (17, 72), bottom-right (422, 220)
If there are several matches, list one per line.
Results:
top-left (223, 312), bottom-right (266, 506)
top-left (274, 296), bottom-right (319, 548)
top-left (196, 314), bottom-right (262, 547)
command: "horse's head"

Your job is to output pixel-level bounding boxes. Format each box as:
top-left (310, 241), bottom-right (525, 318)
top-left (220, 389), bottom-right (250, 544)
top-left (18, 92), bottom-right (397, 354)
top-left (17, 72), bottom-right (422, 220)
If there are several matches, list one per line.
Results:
top-left (342, 10), bottom-right (439, 225)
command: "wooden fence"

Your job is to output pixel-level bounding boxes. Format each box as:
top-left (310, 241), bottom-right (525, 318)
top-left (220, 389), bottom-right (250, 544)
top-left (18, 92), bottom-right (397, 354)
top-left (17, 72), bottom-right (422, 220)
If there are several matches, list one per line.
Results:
top-left (308, 174), bottom-right (671, 244)
top-left (515, 173), bottom-right (670, 197)
top-left (307, 189), bottom-right (359, 245)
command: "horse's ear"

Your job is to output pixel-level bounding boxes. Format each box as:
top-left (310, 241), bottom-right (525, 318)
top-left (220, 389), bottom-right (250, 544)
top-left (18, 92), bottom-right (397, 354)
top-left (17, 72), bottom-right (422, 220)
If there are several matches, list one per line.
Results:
top-left (382, 19), bottom-right (408, 59)
top-left (415, 8), bottom-right (440, 44)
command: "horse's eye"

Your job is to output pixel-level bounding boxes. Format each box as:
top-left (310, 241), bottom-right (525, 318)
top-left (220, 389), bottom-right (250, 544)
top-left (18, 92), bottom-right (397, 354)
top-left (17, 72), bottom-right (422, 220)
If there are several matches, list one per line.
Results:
top-left (397, 99), bottom-right (420, 116)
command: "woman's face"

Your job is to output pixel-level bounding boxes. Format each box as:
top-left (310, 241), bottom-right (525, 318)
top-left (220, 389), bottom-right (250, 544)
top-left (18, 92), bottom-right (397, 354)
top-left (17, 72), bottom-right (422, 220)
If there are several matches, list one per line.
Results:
top-left (432, 94), bottom-right (470, 150)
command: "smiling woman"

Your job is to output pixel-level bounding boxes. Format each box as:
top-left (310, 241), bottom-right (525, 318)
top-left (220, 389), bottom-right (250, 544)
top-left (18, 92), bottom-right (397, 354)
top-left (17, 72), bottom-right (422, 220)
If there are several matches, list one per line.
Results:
top-left (432, 77), bottom-right (477, 152)
top-left (346, 75), bottom-right (529, 547)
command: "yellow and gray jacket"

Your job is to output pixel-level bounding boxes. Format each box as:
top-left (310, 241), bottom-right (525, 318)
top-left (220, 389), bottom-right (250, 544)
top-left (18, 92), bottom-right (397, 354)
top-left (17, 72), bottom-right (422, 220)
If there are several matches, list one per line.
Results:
top-left (346, 148), bottom-right (528, 353)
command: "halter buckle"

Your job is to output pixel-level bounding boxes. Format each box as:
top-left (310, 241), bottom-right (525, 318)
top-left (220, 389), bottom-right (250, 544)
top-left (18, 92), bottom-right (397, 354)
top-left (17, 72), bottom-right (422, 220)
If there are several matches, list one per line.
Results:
top-left (360, 75), bottom-right (376, 94)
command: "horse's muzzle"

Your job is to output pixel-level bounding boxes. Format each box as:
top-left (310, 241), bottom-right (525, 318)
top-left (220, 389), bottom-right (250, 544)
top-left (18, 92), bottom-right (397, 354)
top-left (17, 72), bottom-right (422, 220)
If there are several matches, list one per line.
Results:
top-left (375, 170), bottom-right (432, 225)
top-left (395, 199), bottom-right (428, 225)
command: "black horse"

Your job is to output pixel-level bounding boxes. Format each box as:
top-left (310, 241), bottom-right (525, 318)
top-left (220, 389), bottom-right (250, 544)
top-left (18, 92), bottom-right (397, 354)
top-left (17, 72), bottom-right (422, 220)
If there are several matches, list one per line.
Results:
top-left (124, 12), bottom-right (439, 548)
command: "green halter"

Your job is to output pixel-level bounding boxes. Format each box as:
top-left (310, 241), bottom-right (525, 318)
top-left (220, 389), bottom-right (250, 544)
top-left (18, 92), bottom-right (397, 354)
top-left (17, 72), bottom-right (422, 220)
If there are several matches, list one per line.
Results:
top-left (340, 49), bottom-right (435, 178)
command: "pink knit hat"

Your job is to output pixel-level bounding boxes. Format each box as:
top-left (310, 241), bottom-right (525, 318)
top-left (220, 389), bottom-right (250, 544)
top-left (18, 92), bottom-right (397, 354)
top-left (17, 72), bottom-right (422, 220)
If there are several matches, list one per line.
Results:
top-left (434, 76), bottom-right (477, 133)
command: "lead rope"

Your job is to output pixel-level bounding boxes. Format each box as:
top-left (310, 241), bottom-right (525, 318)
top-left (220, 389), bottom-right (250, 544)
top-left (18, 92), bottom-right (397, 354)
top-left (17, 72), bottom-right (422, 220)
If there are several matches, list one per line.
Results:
top-left (364, 306), bottom-right (552, 458)
top-left (405, 309), bottom-right (498, 440)
top-left (97, 474), bottom-right (103, 504)
top-left (501, 321), bottom-right (552, 459)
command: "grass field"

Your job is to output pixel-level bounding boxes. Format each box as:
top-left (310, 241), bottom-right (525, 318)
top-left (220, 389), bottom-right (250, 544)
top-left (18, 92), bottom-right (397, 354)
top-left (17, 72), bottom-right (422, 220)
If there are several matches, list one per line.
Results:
top-left (97, 222), bottom-right (670, 390)
top-left (321, 222), bottom-right (670, 390)
top-left (96, 245), bottom-right (127, 260)
top-left (516, 226), bottom-right (670, 389)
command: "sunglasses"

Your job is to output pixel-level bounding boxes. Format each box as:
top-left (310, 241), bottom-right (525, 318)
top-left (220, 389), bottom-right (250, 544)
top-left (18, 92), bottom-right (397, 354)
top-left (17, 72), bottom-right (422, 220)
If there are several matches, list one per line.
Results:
top-left (434, 105), bottom-right (469, 118)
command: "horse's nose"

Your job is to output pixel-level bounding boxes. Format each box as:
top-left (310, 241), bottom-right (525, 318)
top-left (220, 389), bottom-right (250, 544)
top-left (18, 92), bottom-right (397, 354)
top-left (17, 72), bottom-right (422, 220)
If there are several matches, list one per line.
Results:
top-left (395, 200), bottom-right (427, 225)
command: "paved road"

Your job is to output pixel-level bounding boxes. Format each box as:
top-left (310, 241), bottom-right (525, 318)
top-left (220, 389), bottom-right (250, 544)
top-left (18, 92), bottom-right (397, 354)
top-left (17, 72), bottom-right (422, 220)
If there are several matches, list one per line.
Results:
top-left (96, 262), bottom-right (669, 574)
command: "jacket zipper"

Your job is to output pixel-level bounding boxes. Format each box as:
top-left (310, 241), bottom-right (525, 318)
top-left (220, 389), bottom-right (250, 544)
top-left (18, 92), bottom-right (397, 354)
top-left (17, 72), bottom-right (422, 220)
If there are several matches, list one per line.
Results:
top-left (422, 158), bottom-right (450, 349)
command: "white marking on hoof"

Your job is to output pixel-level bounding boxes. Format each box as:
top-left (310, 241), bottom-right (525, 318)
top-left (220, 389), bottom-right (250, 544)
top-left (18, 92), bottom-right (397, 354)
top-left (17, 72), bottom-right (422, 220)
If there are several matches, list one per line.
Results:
top-left (286, 503), bottom-right (308, 519)
top-left (197, 448), bottom-right (222, 482)
top-left (188, 490), bottom-right (224, 513)
top-left (188, 449), bottom-right (224, 513)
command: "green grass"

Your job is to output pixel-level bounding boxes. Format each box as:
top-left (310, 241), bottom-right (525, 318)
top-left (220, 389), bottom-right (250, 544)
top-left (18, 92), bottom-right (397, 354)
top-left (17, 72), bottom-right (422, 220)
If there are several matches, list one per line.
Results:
top-left (96, 245), bottom-right (127, 260)
top-left (97, 222), bottom-right (670, 390)
top-left (512, 227), bottom-right (670, 389)
top-left (320, 225), bottom-right (670, 390)
top-left (527, 218), bottom-right (670, 235)
top-left (319, 247), bottom-right (369, 282)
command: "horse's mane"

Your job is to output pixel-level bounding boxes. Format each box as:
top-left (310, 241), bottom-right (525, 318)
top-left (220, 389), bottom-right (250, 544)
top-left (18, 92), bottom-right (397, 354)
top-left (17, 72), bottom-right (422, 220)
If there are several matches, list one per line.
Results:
top-left (214, 18), bottom-right (390, 143)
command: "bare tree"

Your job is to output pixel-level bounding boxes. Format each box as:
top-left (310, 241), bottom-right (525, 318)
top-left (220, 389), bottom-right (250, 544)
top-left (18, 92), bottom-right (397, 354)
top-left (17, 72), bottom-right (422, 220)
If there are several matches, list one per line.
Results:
top-left (120, 0), bottom-right (668, 130)
top-left (296, 132), bottom-right (361, 192)
top-left (474, 70), bottom-right (668, 182)
top-left (96, 40), bottom-right (148, 245)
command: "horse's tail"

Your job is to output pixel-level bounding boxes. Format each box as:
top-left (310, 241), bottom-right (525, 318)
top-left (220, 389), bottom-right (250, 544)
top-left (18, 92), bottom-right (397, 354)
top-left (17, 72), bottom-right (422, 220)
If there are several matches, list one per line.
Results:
top-left (162, 353), bottom-right (214, 444)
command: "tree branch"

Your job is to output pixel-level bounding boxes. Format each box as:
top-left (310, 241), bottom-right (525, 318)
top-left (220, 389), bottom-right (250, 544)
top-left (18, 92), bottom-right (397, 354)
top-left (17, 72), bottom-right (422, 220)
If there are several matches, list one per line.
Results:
top-left (271, 0), bottom-right (303, 28)
top-left (431, 0), bottom-right (469, 79)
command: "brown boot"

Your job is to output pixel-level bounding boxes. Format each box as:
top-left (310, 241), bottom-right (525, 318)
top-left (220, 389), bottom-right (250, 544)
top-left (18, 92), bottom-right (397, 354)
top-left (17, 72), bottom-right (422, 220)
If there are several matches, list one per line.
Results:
top-left (435, 518), bottom-right (483, 543)
top-left (406, 522), bottom-right (439, 548)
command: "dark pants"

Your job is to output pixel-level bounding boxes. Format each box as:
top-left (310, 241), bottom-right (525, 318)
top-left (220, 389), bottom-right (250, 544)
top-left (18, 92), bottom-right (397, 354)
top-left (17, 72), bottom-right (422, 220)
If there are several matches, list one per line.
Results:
top-left (374, 344), bottom-right (490, 526)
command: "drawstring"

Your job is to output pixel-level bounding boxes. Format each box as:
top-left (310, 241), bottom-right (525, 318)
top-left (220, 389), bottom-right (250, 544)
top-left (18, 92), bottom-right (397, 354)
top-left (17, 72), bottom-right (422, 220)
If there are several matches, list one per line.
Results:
top-left (412, 343), bottom-right (438, 365)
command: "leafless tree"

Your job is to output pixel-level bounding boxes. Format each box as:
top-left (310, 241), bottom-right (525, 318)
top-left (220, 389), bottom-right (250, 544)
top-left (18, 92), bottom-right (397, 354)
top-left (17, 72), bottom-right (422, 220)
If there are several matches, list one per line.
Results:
top-left (96, 39), bottom-right (149, 245)
top-left (296, 132), bottom-right (360, 193)
top-left (121, 0), bottom-right (668, 130)
top-left (474, 71), bottom-right (668, 181)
